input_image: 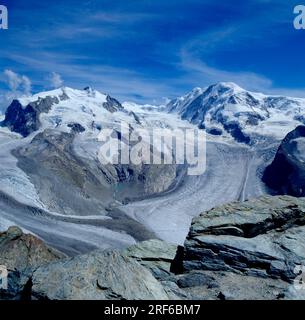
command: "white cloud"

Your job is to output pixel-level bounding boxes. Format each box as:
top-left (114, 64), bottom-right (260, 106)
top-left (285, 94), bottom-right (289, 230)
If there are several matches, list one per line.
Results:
top-left (0, 70), bottom-right (32, 112)
top-left (21, 75), bottom-right (32, 94)
top-left (3, 69), bottom-right (32, 93)
top-left (49, 72), bottom-right (64, 88)
top-left (3, 69), bottom-right (22, 91)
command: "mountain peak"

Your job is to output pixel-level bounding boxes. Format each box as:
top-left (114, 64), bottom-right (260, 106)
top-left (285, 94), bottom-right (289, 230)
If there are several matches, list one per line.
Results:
top-left (168, 82), bottom-right (305, 145)
top-left (207, 82), bottom-right (245, 95)
top-left (2, 86), bottom-right (125, 137)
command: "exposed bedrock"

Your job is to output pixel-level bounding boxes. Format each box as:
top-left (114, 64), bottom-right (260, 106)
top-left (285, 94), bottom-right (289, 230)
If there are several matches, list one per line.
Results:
top-left (183, 195), bottom-right (305, 283)
top-left (0, 226), bottom-right (64, 299)
top-left (29, 250), bottom-right (171, 300)
top-left (13, 129), bottom-right (114, 216)
top-left (123, 196), bottom-right (305, 300)
top-left (123, 239), bottom-right (180, 280)
top-left (263, 126), bottom-right (305, 197)
top-left (2, 193), bottom-right (305, 301)
top-left (2, 96), bottom-right (61, 137)
top-left (13, 129), bottom-right (181, 214)
top-left (0, 229), bottom-right (171, 300)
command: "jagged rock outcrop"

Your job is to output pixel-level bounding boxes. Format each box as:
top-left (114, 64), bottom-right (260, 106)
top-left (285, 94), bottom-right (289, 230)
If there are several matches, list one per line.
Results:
top-left (184, 195), bottom-right (305, 280)
top-left (123, 196), bottom-right (305, 300)
top-left (30, 250), bottom-right (171, 300)
top-left (2, 195), bottom-right (305, 300)
top-left (263, 126), bottom-right (305, 196)
top-left (180, 195), bottom-right (305, 299)
top-left (2, 96), bottom-right (61, 137)
top-left (103, 95), bottom-right (124, 113)
top-left (0, 226), bottom-right (64, 270)
top-left (0, 228), bottom-right (171, 300)
top-left (67, 123), bottom-right (86, 133)
top-left (0, 226), bottom-right (64, 299)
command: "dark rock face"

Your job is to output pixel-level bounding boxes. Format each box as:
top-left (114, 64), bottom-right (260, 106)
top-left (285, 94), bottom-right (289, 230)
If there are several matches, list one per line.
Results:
top-left (0, 226), bottom-right (64, 271)
top-left (176, 272), bottom-right (216, 289)
top-left (103, 95), bottom-right (124, 113)
top-left (67, 123), bottom-right (86, 133)
top-left (2, 96), bottom-right (60, 137)
top-left (263, 126), bottom-right (305, 196)
top-left (207, 128), bottom-right (222, 136)
top-left (222, 121), bottom-right (251, 144)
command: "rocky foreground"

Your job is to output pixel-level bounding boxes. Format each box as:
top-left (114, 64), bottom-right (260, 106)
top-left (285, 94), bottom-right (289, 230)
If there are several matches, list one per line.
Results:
top-left (1, 195), bottom-right (305, 300)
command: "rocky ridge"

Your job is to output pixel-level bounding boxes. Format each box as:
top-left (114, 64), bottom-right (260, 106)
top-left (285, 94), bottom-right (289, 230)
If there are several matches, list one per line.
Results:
top-left (1, 195), bottom-right (304, 300)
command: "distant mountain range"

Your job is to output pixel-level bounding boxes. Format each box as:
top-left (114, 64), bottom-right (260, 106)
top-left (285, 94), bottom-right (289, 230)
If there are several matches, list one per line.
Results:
top-left (167, 82), bottom-right (305, 145)
top-left (3, 82), bottom-right (305, 145)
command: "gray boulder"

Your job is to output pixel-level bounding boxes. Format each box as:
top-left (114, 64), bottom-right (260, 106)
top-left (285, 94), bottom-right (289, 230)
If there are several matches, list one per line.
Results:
top-left (184, 195), bottom-right (305, 289)
top-left (31, 250), bottom-right (171, 300)
top-left (0, 226), bottom-right (64, 299)
top-left (0, 226), bottom-right (64, 271)
top-left (124, 239), bottom-right (178, 280)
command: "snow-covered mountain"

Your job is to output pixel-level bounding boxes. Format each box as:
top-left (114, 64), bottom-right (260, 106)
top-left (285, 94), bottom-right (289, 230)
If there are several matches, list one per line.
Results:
top-left (2, 87), bottom-right (131, 138)
top-left (0, 86), bottom-right (192, 253)
top-left (167, 82), bottom-right (305, 145)
top-left (0, 82), bottom-right (304, 255)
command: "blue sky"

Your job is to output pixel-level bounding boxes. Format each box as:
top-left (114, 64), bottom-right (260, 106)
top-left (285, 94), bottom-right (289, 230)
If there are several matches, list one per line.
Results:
top-left (0, 0), bottom-right (305, 107)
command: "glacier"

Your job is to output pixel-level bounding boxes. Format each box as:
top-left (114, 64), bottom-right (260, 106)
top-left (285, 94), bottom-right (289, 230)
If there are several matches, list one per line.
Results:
top-left (0, 82), bottom-right (304, 254)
